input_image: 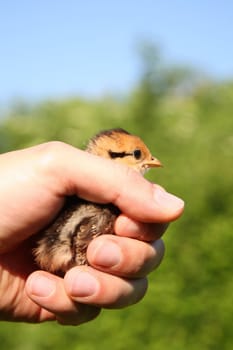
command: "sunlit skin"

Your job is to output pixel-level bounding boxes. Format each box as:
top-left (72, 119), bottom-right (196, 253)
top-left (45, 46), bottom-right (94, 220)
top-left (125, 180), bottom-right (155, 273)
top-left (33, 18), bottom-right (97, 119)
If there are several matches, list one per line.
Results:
top-left (0, 134), bottom-right (184, 325)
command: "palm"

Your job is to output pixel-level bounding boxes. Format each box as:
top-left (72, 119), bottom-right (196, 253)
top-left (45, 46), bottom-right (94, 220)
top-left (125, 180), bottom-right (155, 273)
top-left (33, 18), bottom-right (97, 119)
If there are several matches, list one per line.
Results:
top-left (0, 239), bottom-right (54, 322)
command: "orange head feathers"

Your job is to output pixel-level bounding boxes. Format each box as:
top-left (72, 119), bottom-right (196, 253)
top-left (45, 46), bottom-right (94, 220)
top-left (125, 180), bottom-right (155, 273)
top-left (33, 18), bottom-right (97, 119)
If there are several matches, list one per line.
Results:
top-left (86, 128), bottom-right (162, 175)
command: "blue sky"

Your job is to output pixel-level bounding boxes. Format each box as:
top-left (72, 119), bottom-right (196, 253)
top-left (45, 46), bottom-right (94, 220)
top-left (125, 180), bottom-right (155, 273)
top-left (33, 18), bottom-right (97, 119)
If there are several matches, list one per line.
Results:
top-left (1, 1), bottom-right (233, 104)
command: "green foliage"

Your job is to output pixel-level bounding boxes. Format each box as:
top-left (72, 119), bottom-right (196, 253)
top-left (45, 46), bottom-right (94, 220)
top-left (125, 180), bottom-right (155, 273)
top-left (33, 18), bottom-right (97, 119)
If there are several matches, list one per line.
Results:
top-left (0, 50), bottom-right (232, 349)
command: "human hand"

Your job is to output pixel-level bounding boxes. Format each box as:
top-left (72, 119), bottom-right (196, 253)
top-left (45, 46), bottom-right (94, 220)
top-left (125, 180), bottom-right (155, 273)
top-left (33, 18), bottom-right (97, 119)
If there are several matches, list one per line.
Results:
top-left (0, 142), bottom-right (184, 324)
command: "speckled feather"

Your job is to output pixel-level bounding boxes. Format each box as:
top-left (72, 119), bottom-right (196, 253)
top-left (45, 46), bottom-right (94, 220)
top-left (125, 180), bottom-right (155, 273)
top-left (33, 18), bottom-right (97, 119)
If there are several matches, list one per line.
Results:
top-left (34, 197), bottom-right (119, 275)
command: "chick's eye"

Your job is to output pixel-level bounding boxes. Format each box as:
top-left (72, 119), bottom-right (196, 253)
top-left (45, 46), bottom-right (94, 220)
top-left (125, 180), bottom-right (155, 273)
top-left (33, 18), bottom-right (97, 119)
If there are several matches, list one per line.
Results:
top-left (133, 149), bottom-right (142, 160)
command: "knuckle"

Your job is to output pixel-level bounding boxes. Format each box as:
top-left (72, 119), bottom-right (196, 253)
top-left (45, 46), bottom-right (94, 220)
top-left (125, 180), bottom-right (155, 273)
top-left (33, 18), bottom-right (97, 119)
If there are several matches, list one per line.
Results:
top-left (123, 278), bottom-right (148, 307)
top-left (105, 277), bottom-right (148, 309)
top-left (36, 141), bottom-right (69, 170)
top-left (153, 239), bottom-right (165, 258)
top-left (141, 223), bottom-right (169, 241)
top-left (129, 239), bottom-right (165, 277)
top-left (150, 239), bottom-right (165, 268)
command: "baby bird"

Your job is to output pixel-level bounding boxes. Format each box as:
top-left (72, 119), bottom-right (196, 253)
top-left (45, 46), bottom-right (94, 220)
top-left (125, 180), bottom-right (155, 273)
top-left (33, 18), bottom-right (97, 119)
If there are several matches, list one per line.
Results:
top-left (33, 128), bottom-right (161, 275)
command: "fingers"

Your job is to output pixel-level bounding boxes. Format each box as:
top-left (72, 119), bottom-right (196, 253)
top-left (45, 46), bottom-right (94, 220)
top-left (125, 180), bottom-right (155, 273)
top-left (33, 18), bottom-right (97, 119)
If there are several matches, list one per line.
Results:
top-left (25, 271), bottom-right (101, 326)
top-left (25, 268), bottom-right (147, 325)
top-left (87, 235), bottom-right (165, 278)
top-left (64, 266), bottom-right (148, 309)
top-left (115, 214), bottom-right (169, 241)
top-left (39, 142), bottom-right (184, 223)
top-left (25, 235), bottom-right (164, 323)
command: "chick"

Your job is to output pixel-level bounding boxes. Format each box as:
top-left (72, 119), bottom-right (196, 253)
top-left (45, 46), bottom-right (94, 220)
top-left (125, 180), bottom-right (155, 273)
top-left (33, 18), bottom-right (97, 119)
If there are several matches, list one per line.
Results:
top-left (33, 128), bottom-right (161, 275)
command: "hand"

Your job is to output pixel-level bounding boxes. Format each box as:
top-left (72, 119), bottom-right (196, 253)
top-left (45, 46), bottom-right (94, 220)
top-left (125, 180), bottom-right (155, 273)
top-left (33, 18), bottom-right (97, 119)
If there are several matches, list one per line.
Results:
top-left (0, 142), bottom-right (184, 324)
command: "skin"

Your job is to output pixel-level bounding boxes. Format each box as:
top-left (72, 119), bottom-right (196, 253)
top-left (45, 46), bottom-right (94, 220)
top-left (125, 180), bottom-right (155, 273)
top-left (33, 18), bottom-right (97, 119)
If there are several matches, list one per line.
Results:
top-left (0, 141), bottom-right (184, 325)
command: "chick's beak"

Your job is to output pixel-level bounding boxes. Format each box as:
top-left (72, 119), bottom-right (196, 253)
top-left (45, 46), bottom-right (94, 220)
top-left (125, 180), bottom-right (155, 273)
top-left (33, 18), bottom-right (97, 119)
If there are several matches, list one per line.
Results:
top-left (144, 156), bottom-right (162, 168)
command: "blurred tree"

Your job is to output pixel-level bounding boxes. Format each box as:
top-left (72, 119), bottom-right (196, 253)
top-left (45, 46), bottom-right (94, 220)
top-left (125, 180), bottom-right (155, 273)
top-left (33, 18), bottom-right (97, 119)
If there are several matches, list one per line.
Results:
top-left (128, 41), bottom-right (198, 139)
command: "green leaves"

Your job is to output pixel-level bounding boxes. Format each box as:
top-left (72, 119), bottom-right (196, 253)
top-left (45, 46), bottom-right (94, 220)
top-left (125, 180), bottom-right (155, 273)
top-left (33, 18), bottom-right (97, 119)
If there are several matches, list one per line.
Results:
top-left (0, 65), bottom-right (233, 350)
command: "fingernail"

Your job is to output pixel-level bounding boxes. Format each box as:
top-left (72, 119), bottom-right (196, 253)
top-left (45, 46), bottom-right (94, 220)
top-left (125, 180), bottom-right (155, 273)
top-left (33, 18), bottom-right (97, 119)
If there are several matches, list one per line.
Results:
top-left (92, 240), bottom-right (122, 267)
top-left (154, 188), bottom-right (184, 210)
top-left (70, 272), bottom-right (99, 297)
top-left (29, 275), bottom-right (56, 297)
